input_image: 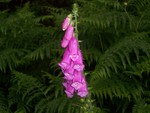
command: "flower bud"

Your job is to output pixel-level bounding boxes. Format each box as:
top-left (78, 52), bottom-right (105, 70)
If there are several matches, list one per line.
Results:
top-left (62, 16), bottom-right (71, 31)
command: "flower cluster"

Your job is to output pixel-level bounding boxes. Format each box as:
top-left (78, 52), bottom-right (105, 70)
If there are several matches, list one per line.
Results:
top-left (58, 15), bottom-right (88, 98)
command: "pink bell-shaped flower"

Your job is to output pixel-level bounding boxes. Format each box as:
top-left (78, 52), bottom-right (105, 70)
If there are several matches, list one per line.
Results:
top-left (71, 71), bottom-right (83, 90)
top-left (61, 38), bottom-right (69, 48)
top-left (77, 84), bottom-right (88, 97)
top-left (62, 16), bottom-right (71, 31)
top-left (73, 50), bottom-right (85, 71)
top-left (63, 25), bottom-right (74, 41)
top-left (63, 62), bottom-right (75, 80)
top-left (69, 36), bottom-right (79, 61)
top-left (69, 36), bottom-right (78, 54)
top-left (63, 82), bottom-right (74, 98)
top-left (58, 48), bottom-right (71, 70)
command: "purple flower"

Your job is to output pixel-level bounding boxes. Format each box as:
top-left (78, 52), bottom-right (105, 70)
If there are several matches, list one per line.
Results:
top-left (58, 48), bottom-right (71, 70)
top-left (63, 62), bottom-right (74, 80)
top-left (71, 71), bottom-right (83, 90)
top-left (70, 54), bottom-right (79, 61)
top-left (68, 36), bottom-right (79, 61)
top-left (61, 38), bottom-right (69, 48)
top-left (63, 82), bottom-right (74, 98)
top-left (62, 17), bottom-right (70, 31)
top-left (63, 25), bottom-right (74, 41)
top-left (59, 16), bottom-right (88, 98)
top-left (73, 50), bottom-right (85, 71)
top-left (69, 36), bottom-right (78, 54)
top-left (77, 75), bottom-right (88, 97)
top-left (77, 85), bottom-right (88, 97)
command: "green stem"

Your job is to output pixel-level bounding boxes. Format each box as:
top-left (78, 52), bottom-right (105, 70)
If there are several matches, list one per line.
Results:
top-left (80, 93), bottom-right (95, 113)
top-left (72, 3), bottom-right (94, 113)
top-left (72, 3), bottom-right (78, 40)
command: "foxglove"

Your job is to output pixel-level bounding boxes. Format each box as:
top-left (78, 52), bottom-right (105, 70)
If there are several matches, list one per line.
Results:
top-left (58, 15), bottom-right (88, 98)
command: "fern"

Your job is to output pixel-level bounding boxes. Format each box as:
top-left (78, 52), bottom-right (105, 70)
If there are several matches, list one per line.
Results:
top-left (90, 32), bottom-right (150, 79)
top-left (0, 3), bottom-right (62, 72)
top-left (0, 49), bottom-right (25, 72)
top-left (0, 0), bottom-right (150, 113)
top-left (91, 75), bottom-right (143, 100)
top-left (132, 99), bottom-right (150, 113)
top-left (8, 71), bottom-right (84, 113)
top-left (8, 71), bottom-right (44, 112)
top-left (0, 89), bottom-right (9, 113)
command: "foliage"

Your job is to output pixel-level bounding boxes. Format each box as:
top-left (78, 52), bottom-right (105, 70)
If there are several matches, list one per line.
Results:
top-left (0, 0), bottom-right (150, 113)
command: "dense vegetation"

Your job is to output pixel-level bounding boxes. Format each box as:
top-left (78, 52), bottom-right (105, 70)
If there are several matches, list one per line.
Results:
top-left (0, 0), bottom-right (150, 113)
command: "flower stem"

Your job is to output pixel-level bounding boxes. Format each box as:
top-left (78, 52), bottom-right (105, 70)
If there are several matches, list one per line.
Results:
top-left (72, 3), bottom-right (78, 40)
top-left (72, 3), bottom-right (95, 113)
top-left (80, 93), bottom-right (95, 113)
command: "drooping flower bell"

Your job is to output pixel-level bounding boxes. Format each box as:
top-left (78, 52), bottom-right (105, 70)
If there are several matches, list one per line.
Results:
top-left (61, 25), bottom-right (74, 48)
top-left (63, 62), bottom-right (74, 80)
top-left (63, 81), bottom-right (74, 98)
top-left (71, 71), bottom-right (83, 90)
top-left (73, 50), bottom-right (85, 71)
top-left (69, 36), bottom-right (79, 61)
top-left (58, 48), bottom-right (71, 70)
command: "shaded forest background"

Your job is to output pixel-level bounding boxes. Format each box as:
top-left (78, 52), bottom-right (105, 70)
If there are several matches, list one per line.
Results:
top-left (0, 0), bottom-right (150, 113)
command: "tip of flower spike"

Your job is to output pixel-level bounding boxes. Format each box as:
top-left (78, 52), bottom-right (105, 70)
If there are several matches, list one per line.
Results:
top-left (62, 17), bottom-right (71, 31)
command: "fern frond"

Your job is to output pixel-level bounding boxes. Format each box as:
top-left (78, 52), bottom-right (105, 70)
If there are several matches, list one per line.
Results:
top-left (8, 71), bottom-right (46, 112)
top-left (42, 72), bottom-right (63, 98)
top-left (35, 96), bottom-right (83, 113)
top-left (132, 99), bottom-right (150, 113)
top-left (24, 42), bottom-right (51, 61)
top-left (9, 71), bottom-right (84, 113)
top-left (0, 49), bottom-right (25, 72)
top-left (0, 89), bottom-right (9, 113)
top-left (92, 32), bottom-right (150, 78)
top-left (129, 0), bottom-right (150, 9)
top-left (91, 76), bottom-right (143, 100)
